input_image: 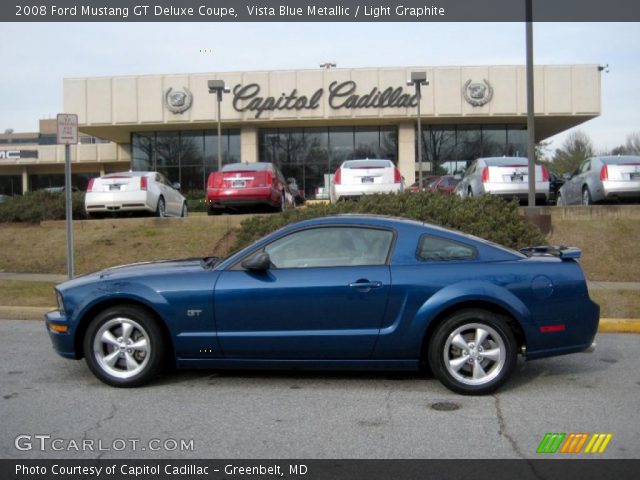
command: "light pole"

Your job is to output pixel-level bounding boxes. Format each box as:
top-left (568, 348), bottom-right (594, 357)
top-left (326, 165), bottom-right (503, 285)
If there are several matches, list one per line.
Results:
top-left (208, 80), bottom-right (230, 171)
top-left (407, 72), bottom-right (429, 189)
top-left (525, 0), bottom-right (536, 208)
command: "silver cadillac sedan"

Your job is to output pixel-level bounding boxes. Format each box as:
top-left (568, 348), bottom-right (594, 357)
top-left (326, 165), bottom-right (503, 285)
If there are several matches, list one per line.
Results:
top-left (557, 155), bottom-right (640, 205)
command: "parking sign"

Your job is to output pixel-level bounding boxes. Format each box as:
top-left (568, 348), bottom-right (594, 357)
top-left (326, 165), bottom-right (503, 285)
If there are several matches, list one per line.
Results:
top-left (56, 113), bottom-right (78, 145)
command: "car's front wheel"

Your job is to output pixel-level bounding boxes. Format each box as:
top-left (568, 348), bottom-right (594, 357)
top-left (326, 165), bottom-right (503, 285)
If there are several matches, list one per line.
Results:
top-left (181, 202), bottom-right (188, 217)
top-left (582, 187), bottom-right (592, 206)
top-left (83, 305), bottom-right (165, 387)
top-left (428, 309), bottom-right (517, 395)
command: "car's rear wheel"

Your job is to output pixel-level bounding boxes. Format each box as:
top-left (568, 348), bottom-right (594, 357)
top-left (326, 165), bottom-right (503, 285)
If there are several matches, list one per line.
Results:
top-left (467, 187), bottom-right (474, 198)
top-left (556, 192), bottom-right (564, 206)
top-left (83, 305), bottom-right (165, 387)
top-left (428, 309), bottom-right (517, 395)
top-left (156, 197), bottom-right (166, 217)
top-left (278, 192), bottom-right (286, 212)
top-left (582, 187), bottom-right (592, 206)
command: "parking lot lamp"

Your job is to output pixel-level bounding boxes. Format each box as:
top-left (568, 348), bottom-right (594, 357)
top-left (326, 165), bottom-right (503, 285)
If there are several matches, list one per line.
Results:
top-left (407, 72), bottom-right (429, 189)
top-left (208, 80), bottom-right (231, 172)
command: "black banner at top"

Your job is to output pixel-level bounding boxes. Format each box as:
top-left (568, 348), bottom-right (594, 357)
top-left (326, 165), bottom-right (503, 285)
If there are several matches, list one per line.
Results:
top-left (3, 0), bottom-right (640, 22)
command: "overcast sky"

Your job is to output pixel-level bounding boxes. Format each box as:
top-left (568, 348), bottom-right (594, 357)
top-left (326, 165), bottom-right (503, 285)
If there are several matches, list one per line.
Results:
top-left (1, 22), bottom-right (638, 155)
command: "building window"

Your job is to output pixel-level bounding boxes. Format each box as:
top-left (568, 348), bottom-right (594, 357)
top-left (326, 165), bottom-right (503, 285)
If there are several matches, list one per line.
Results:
top-left (259, 126), bottom-right (398, 198)
top-left (131, 129), bottom-right (240, 192)
top-left (419, 124), bottom-right (528, 175)
top-left (0, 175), bottom-right (22, 196)
top-left (28, 173), bottom-right (98, 191)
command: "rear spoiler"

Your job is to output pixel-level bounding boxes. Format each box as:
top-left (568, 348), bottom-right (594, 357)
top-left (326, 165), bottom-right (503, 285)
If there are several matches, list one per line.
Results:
top-left (519, 245), bottom-right (582, 260)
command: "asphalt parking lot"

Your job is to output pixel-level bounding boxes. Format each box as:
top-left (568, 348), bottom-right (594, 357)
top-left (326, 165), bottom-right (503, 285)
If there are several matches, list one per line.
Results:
top-left (1, 320), bottom-right (638, 460)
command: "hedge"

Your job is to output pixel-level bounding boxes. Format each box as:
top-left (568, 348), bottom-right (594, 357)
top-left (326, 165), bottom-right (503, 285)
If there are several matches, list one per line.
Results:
top-left (0, 191), bottom-right (88, 223)
top-left (231, 192), bottom-right (546, 252)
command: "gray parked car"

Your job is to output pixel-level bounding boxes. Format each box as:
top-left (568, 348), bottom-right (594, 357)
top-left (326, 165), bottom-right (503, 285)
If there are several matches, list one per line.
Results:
top-left (557, 155), bottom-right (640, 206)
top-left (456, 157), bottom-right (550, 204)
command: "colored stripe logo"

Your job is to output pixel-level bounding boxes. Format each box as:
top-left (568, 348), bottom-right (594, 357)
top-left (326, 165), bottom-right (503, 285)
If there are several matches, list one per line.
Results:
top-left (537, 433), bottom-right (612, 454)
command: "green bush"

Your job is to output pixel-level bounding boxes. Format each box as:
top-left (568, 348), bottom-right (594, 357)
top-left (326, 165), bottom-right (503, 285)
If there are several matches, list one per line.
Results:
top-left (231, 192), bottom-right (546, 252)
top-left (0, 191), bottom-right (87, 223)
top-left (185, 190), bottom-right (207, 213)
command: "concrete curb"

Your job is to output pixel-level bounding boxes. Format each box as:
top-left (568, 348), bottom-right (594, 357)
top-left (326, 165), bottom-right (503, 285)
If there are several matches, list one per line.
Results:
top-left (1, 306), bottom-right (639, 333)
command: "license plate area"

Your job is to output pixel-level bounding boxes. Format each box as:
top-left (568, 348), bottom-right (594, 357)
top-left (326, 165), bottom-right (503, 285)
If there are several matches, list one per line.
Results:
top-left (231, 180), bottom-right (246, 188)
top-left (361, 176), bottom-right (375, 184)
top-left (109, 184), bottom-right (123, 191)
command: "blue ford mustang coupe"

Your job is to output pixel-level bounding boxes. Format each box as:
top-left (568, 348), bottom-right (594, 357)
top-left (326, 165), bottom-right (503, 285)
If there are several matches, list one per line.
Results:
top-left (45, 215), bottom-right (599, 395)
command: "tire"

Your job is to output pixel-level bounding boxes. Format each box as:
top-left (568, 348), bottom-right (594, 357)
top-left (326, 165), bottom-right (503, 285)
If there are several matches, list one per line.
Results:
top-left (181, 202), bottom-right (188, 217)
top-left (277, 192), bottom-right (286, 213)
top-left (156, 197), bottom-right (166, 217)
top-left (582, 187), bottom-right (592, 206)
top-left (467, 187), bottom-right (473, 198)
top-left (556, 192), bottom-right (564, 206)
top-left (428, 309), bottom-right (517, 395)
top-left (83, 305), bottom-right (165, 387)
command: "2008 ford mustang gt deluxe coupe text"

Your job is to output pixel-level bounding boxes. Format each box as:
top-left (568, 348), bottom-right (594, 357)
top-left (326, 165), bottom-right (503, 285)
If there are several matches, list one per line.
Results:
top-left (45, 215), bottom-right (599, 395)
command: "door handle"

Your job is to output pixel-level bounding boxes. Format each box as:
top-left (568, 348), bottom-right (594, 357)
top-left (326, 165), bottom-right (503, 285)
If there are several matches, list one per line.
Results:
top-left (348, 281), bottom-right (383, 290)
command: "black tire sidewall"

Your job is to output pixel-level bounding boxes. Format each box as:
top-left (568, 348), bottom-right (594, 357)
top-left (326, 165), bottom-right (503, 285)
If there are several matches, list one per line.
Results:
top-left (428, 309), bottom-right (517, 395)
top-left (156, 197), bottom-right (165, 217)
top-left (83, 305), bottom-right (164, 387)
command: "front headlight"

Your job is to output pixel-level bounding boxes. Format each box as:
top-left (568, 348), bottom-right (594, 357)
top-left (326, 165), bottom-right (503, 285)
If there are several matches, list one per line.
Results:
top-left (55, 290), bottom-right (65, 313)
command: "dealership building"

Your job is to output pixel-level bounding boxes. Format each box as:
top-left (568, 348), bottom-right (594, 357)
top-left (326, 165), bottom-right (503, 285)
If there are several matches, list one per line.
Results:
top-left (0, 65), bottom-right (601, 197)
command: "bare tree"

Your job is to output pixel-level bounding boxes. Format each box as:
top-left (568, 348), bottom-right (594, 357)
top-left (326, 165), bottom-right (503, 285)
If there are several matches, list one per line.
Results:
top-left (550, 131), bottom-right (594, 174)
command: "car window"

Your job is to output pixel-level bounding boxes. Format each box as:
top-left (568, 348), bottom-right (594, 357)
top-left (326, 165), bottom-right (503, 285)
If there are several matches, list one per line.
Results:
top-left (580, 160), bottom-right (591, 174)
top-left (263, 227), bottom-right (394, 269)
top-left (416, 235), bottom-right (477, 261)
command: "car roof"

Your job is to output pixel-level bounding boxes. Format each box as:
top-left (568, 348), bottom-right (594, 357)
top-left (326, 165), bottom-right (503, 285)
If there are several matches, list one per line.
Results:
top-left (479, 157), bottom-right (528, 166)
top-left (102, 171), bottom-right (153, 178)
top-left (221, 162), bottom-right (272, 172)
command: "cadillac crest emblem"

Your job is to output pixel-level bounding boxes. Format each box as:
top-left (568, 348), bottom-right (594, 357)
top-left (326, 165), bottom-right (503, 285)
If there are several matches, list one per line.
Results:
top-left (463, 79), bottom-right (493, 107)
top-left (165, 87), bottom-right (193, 114)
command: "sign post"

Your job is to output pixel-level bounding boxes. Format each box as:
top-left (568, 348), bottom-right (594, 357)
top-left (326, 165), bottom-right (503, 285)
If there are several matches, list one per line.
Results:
top-left (56, 114), bottom-right (78, 279)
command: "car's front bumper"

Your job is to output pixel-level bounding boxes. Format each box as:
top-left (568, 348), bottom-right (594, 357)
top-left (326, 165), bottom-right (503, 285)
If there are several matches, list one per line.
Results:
top-left (44, 309), bottom-right (78, 359)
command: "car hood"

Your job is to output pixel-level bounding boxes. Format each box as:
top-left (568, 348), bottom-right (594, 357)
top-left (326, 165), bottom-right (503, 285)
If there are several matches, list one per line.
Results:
top-left (57, 258), bottom-right (211, 291)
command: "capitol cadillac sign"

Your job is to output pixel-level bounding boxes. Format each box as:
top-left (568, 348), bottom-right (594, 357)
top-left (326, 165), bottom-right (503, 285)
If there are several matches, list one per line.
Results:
top-left (232, 81), bottom-right (420, 118)
top-left (164, 78), bottom-right (494, 118)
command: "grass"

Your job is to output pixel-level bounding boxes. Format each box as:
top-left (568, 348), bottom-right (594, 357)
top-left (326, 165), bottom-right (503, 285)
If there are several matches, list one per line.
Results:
top-left (0, 281), bottom-right (57, 307)
top-left (591, 290), bottom-right (640, 319)
top-left (548, 218), bottom-right (640, 282)
top-left (0, 217), bottom-right (241, 275)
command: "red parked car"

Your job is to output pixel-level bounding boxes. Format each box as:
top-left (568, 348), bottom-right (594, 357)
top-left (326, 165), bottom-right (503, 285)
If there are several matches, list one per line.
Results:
top-left (206, 162), bottom-right (292, 214)
top-left (428, 175), bottom-right (461, 194)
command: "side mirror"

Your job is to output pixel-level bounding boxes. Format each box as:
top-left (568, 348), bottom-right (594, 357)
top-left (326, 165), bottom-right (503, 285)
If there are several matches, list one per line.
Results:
top-left (241, 252), bottom-right (271, 272)
top-left (562, 173), bottom-right (572, 181)
top-left (172, 182), bottom-right (181, 190)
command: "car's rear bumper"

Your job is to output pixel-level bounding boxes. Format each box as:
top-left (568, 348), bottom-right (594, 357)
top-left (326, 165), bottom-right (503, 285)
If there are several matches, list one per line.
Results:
top-left (207, 187), bottom-right (278, 207)
top-left (603, 180), bottom-right (640, 199)
top-left (333, 183), bottom-right (403, 201)
top-left (484, 182), bottom-right (549, 200)
top-left (85, 191), bottom-right (153, 213)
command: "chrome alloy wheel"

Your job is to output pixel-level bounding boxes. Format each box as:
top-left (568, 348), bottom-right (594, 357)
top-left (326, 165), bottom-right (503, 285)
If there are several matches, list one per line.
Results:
top-left (93, 317), bottom-right (150, 379)
top-left (443, 323), bottom-right (506, 386)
